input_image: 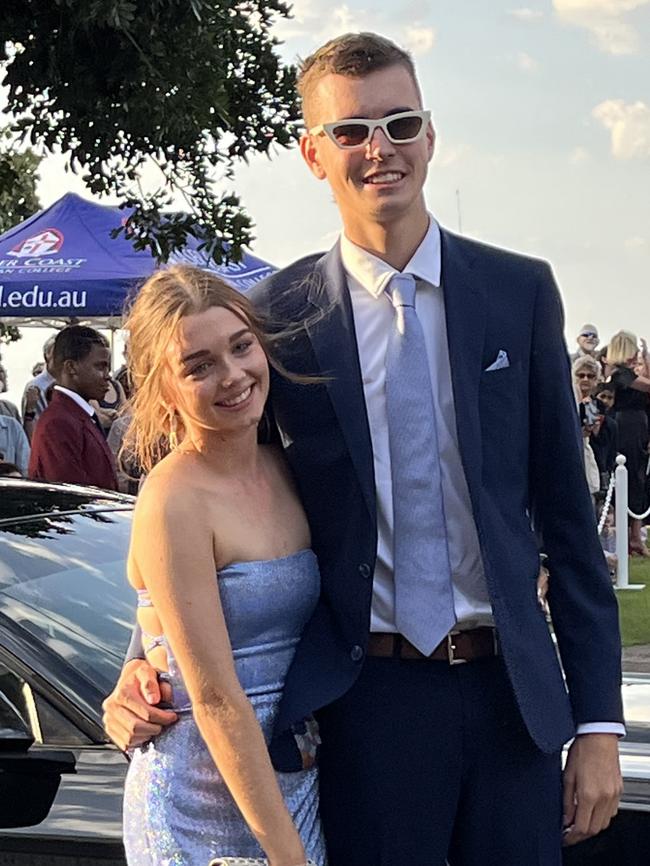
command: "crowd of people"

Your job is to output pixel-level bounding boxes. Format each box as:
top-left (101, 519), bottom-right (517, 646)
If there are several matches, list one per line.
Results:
top-left (569, 323), bottom-right (650, 561)
top-left (0, 330), bottom-right (140, 493)
top-left (3, 318), bottom-right (648, 563)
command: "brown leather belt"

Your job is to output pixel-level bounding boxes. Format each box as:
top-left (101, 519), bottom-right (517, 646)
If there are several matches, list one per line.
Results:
top-left (367, 628), bottom-right (499, 665)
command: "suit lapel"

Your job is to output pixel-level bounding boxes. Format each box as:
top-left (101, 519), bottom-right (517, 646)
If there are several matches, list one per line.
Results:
top-left (299, 232), bottom-right (487, 527)
top-left (440, 229), bottom-right (487, 517)
top-left (85, 412), bottom-right (107, 447)
top-left (54, 392), bottom-right (114, 470)
top-left (304, 245), bottom-right (376, 524)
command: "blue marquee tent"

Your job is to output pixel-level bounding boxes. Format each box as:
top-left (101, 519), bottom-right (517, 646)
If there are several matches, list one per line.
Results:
top-left (0, 193), bottom-right (275, 326)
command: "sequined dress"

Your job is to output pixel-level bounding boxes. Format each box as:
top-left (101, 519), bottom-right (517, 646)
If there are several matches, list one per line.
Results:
top-left (123, 550), bottom-right (326, 865)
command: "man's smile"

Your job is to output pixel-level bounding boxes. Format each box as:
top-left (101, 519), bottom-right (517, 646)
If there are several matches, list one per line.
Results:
top-left (363, 170), bottom-right (406, 186)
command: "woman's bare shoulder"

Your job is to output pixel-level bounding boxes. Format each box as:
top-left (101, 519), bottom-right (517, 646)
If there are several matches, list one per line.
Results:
top-left (135, 453), bottom-right (211, 521)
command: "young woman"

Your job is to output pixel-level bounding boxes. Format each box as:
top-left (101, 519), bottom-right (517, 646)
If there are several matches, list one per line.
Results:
top-left (606, 330), bottom-right (650, 556)
top-left (121, 265), bottom-right (325, 866)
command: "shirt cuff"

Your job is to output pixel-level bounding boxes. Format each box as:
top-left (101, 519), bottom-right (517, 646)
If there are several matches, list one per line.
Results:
top-left (575, 722), bottom-right (626, 737)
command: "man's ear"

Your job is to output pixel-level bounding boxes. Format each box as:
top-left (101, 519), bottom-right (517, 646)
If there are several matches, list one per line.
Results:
top-left (300, 133), bottom-right (327, 180)
top-left (61, 358), bottom-right (77, 379)
top-left (427, 122), bottom-right (436, 163)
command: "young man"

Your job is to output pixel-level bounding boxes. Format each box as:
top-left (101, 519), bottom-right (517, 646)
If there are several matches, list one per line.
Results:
top-left (28, 325), bottom-right (118, 490)
top-left (103, 34), bottom-right (623, 865)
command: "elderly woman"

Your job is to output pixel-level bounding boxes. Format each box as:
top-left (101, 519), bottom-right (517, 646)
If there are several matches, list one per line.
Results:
top-left (573, 354), bottom-right (601, 402)
top-left (572, 355), bottom-right (602, 502)
top-left (606, 331), bottom-right (650, 556)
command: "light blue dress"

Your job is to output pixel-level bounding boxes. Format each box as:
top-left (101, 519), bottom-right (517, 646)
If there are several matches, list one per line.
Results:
top-left (123, 550), bottom-right (326, 865)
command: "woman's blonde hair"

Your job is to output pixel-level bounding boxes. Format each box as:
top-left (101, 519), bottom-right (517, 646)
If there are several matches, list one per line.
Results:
top-left (606, 330), bottom-right (638, 367)
top-left (122, 265), bottom-right (300, 472)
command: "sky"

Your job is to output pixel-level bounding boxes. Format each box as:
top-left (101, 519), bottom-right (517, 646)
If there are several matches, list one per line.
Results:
top-left (1, 0), bottom-right (649, 406)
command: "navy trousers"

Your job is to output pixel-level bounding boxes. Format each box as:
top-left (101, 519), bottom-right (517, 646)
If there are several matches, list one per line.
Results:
top-left (317, 654), bottom-right (563, 866)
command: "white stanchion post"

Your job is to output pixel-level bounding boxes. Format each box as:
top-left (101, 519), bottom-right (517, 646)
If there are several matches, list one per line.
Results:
top-left (615, 455), bottom-right (629, 589)
top-left (614, 454), bottom-right (645, 591)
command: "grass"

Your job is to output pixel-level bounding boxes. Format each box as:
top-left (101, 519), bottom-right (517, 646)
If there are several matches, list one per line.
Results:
top-left (617, 555), bottom-right (650, 647)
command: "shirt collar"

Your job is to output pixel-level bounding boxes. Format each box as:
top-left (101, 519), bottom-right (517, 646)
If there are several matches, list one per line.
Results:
top-left (54, 385), bottom-right (96, 418)
top-left (339, 215), bottom-right (442, 298)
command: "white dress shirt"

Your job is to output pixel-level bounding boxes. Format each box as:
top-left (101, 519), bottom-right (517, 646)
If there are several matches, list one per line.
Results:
top-left (340, 218), bottom-right (624, 737)
top-left (341, 219), bottom-right (492, 633)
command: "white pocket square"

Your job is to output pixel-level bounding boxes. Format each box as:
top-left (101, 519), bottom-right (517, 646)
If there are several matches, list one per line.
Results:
top-left (484, 349), bottom-right (510, 372)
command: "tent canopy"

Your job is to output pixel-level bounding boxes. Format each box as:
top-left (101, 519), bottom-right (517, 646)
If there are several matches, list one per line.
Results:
top-left (0, 193), bottom-right (275, 326)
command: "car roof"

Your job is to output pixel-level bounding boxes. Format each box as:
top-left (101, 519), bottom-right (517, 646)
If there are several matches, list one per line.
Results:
top-left (0, 478), bottom-right (134, 523)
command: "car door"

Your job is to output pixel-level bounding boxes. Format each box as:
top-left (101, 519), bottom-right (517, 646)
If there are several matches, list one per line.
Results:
top-left (0, 645), bottom-right (128, 865)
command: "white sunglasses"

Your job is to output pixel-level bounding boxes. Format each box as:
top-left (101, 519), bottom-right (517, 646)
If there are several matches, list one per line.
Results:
top-left (309, 109), bottom-right (431, 150)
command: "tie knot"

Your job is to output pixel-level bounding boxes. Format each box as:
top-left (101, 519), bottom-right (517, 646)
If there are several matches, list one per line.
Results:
top-left (387, 273), bottom-right (417, 309)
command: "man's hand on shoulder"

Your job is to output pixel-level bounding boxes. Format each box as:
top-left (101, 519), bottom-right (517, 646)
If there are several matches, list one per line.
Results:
top-left (102, 658), bottom-right (177, 751)
top-left (562, 733), bottom-right (622, 846)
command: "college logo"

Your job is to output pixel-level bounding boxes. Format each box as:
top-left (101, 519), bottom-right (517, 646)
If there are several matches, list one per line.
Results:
top-left (8, 228), bottom-right (64, 258)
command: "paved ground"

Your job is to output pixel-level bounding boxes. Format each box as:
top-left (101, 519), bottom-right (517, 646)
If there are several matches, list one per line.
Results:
top-left (623, 643), bottom-right (650, 673)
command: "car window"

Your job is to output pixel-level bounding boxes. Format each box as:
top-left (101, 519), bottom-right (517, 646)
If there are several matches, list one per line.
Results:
top-left (0, 673), bottom-right (30, 740)
top-left (0, 662), bottom-right (90, 746)
top-left (0, 508), bottom-right (135, 696)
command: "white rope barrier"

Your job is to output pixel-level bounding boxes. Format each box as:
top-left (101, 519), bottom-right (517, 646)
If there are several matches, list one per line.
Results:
top-left (613, 452), bottom-right (650, 520)
top-left (628, 503), bottom-right (650, 521)
top-left (597, 472), bottom-right (616, 536)
top-left (613, 454), bottom-right (646, 591)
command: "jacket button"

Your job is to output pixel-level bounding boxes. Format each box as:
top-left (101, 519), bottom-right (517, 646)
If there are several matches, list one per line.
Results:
top-left (358, 563), bottom-right (371, 579)
top-left (350, 645), bottom-right (364, 662)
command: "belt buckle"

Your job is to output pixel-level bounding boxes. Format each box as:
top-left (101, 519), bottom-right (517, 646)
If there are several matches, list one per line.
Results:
top-left (446, 632), bottom-right (467, 665)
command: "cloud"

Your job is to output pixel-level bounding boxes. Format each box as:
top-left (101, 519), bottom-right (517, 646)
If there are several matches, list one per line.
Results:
top-left (402, 26), bottom-right (436, 56)
top-left (508, 8), bottom-right (544, 21)
top-left (625, 236), bottom-right (647, 250)
top-left (273, 0), bottom-right (368, 41)
top-left (553, 0), bottom-right (650, 55)
top-left (569, 146), bottom-right (590, 163)
top-left (274, 2), bottom-right (436, 56)
top-left (592, 99), bottom-right (650, 159)
top-left (330, 3), bottom-right (365, 32)
top-left (516, 51), bottom-right (539, 71)
top-left (435, 141), bottom-right (471, 168)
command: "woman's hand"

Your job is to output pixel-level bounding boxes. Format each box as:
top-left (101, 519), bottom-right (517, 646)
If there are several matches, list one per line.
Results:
top-left (102, 658), bottom-right (177, 750)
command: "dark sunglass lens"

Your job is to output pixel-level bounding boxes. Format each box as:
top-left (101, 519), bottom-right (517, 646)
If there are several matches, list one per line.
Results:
top-left (332, 123), bottom-right (369, 147)
top-left (387, 115), bottom-right (423, 141)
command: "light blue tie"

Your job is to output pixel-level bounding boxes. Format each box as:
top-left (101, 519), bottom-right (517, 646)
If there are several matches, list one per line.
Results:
top-left (385, 273), bottom-right (455, 655)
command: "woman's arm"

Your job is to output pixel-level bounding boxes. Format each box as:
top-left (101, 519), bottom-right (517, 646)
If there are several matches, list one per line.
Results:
top-left (612, 364), bottom-right (650, 395)
top-left (129, 479), bottom-right (306, 866)
top-left (630, 373), bottom-right (650, 394)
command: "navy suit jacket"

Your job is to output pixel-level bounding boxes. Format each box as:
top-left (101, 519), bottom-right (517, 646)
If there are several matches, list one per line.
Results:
top-left (28, 389), bottom-right (118, 491)
top-left (251, 228), bottom-right (623, 767)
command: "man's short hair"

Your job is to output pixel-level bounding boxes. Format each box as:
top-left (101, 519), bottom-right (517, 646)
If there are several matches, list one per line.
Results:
top-left (297, 32), bottom-right (418, 125)
top-left (578, 323), bottom-right (598, 339)
top-left (53, 325), bottom-right (108, 369)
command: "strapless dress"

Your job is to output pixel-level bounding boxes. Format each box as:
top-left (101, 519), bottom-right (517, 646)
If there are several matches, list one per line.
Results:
top-left (122, 549), bottom-right (326, 865)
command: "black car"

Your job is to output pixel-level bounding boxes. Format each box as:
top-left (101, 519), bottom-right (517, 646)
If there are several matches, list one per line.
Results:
top-left (0, 478), bottom-right (648, 865)
top-left (0, 478), bottom-right (134, 865)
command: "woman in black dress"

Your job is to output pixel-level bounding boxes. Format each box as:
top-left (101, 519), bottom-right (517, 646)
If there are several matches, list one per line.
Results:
top-left (607, 331), bottom-right (650, 556)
